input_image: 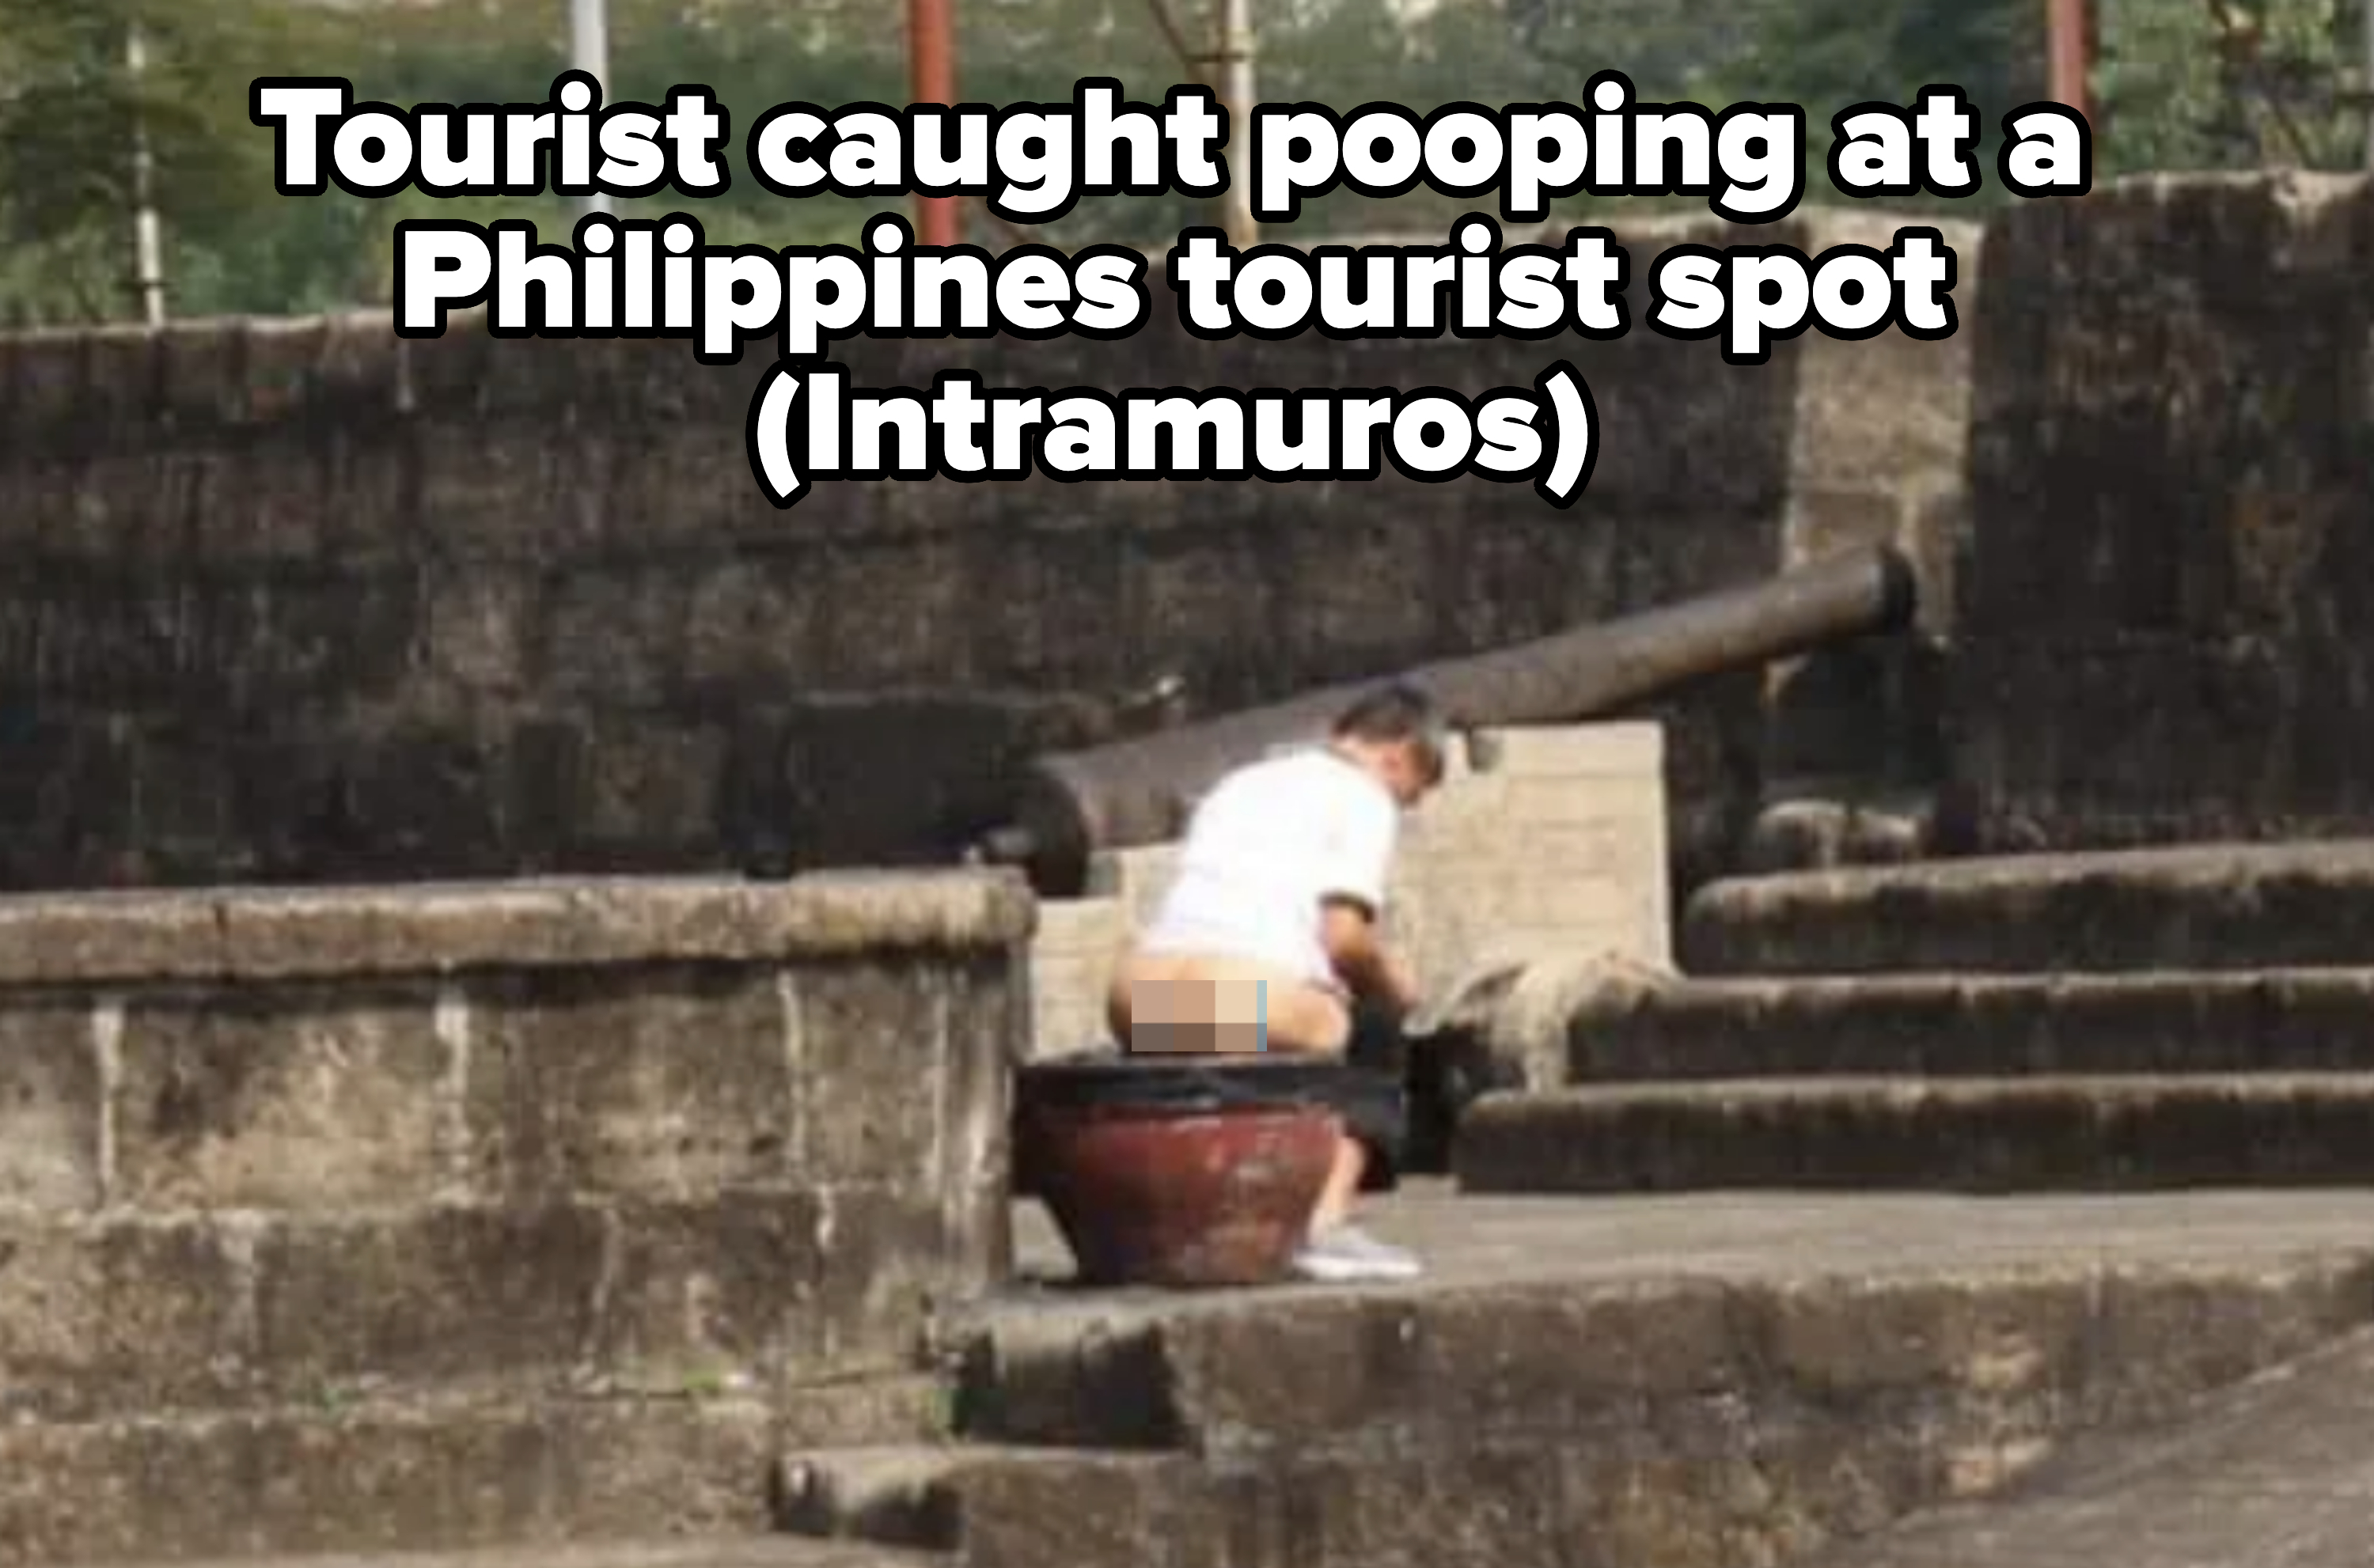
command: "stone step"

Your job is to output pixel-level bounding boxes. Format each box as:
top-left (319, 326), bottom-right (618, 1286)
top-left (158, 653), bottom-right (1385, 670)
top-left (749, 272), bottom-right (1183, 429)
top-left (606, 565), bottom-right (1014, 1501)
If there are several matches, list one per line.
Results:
top-left (0, 1387), bottom-right (857, 1565)
top-left (0, 1197), bottom-right (932, 1422)
top-left (776, 1444), bottom-right (1191, 1566)
top-left (946, 1231), bottom-right (2372, 1456)
top-left (1564, 969), bottom-right (2374, 1082)
top-left (1680, 839), bottom-right (2374, 975)
top-left (1455, 1074), bottom-right (2374, 1193)
top-left (780, 1231), bottom-right (2374, 1566)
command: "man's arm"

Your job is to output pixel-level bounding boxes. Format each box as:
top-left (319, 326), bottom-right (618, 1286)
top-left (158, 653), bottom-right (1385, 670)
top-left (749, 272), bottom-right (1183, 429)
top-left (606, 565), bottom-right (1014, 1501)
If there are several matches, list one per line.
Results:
top-left (1319, 897), bottom-right (1420, 1016)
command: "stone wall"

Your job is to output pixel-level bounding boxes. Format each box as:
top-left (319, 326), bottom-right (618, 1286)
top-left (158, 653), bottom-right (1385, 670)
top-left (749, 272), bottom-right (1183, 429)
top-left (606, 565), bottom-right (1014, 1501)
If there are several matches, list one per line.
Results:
top-left (0, 211), bottom-right (1974, 895)
top-left (1951, 172), bottom-right (2374, 851)
top-left (0, 868), bottom-right (1027, 1562)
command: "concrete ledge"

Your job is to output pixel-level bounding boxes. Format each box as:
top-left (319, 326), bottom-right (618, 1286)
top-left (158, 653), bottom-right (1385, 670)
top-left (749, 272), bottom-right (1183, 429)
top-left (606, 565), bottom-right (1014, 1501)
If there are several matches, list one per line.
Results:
top-left (1457, 1074), bottom-right (2374, 1192)
top-left (0, 870), bottom-right (1034, 987)
top-left (1562, 968), bottom-right (2374, 1081)
top-left (1683, 840), bottom-right (2374, 975)
top-left (0, 960), bottom-right (1016, 1221)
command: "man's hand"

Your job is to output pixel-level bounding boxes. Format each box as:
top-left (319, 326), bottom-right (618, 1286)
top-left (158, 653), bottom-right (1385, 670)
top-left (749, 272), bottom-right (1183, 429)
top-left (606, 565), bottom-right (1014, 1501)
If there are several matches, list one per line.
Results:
top-left (1379, 950), bottom-right (1423, 1017)
top-left (1320, 898), bottom-right (1423, 1017)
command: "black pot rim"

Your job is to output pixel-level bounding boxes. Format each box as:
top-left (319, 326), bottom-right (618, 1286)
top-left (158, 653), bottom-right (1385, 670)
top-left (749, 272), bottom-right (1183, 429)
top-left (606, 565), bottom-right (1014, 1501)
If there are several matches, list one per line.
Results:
top-left (1016, 1051), bottom-right (1354, 1113)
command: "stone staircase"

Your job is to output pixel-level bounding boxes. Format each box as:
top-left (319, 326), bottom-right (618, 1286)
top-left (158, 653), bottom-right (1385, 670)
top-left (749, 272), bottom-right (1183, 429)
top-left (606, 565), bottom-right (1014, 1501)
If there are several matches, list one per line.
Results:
top-left (1456, 839), bottom-right (2374, 1193)
top-left (772, 1192), bottom-right (2374, 1568)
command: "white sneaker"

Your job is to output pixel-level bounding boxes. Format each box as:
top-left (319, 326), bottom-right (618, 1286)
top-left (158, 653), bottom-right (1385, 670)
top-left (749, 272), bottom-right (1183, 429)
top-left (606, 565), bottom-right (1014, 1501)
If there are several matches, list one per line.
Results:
top-left (1288, 1222), bottom-right (1423, 1282)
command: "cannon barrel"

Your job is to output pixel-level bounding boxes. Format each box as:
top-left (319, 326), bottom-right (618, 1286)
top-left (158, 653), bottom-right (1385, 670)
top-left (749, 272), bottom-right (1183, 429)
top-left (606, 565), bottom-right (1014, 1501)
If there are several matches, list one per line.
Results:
top-left (988, 543), bottom-right (1918, 894)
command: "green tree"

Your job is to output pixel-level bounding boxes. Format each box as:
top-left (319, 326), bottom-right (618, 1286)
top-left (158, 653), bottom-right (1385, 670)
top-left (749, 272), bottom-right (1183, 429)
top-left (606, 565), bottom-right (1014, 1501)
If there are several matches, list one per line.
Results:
top-left (2097, 0), bottom-right (2365, 175)
top-left (0, 0), bottom-right (363, 322)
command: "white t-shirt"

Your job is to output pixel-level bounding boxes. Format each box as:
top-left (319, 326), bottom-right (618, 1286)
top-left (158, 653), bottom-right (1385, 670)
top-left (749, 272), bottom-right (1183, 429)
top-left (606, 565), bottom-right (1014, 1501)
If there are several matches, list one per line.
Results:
top-left (1137, 746), bottom-right (1400, 984)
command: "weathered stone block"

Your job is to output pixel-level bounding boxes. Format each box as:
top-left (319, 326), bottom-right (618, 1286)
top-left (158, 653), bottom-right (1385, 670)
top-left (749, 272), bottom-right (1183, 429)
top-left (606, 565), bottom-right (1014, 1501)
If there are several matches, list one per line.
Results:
top-left (542, 1396), bottom-right (781, 1538)
top-left (597, 1191), bottom-right (824, 1378)
top-left (1265, 495), bottom-right (1450, 676)
top-left (932, 953), bottom-right (1019, 1286)
top-left (416, 427), bottom-right (598, 566)
top-left (537, 566), bottom-right (692, 707)
top-left (417, 567), bottom-right (535, 699)
top-left (0, 1213), bottom-right (246, 1418)
top-left (1120, 522), bottom-right (1289, 691)
top-left (568, 715), bottom-right (730, 855)
top-left (1026, 898), bottom-right (1124, 1059)
top-left (252, 1203), bottom-right (609, 1390)
top-left (0, 1392), bottom-right (777, 1562)
top-left (807, 537), bottom-right (977, 689)
top-left (959, 515), bottom-right (1132, 688)
top-left (678, 551), bottom-right (825, 690)
top-left (791, 961), bottom-right (947, 1188)
top-left (602, 418), bottom-right (796, 556)
top-left (805, 1184), bottom-right (949, 1379)
top-left (1762, 1274), bottom-right (2090, 1400)
top-left (112, 987), bottom-right (456, 1211)
top-left (0, 1006), bottom-right (101, 1210)
top-left (466, 966), bottom-right (794, 1202)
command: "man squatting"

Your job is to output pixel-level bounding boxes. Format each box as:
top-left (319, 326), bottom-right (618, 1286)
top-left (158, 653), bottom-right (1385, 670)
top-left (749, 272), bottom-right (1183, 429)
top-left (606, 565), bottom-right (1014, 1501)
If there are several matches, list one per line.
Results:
top-left (1105, 682), bottom-right (1446, 1282)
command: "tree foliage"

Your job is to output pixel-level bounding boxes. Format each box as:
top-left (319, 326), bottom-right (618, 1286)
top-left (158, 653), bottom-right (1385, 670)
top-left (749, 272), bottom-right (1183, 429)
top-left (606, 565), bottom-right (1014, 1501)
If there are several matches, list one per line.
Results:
top-left (2097, 0), bottom-right (2366, 174)
top-left (0, 0), bottom-right (356, 319)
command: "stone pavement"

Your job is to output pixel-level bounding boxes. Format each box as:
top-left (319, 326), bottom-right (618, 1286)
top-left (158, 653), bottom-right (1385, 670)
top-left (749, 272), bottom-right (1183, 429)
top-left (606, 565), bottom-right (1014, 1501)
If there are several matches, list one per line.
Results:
top-left (1010, 1178), bottom-right (2374, 1306)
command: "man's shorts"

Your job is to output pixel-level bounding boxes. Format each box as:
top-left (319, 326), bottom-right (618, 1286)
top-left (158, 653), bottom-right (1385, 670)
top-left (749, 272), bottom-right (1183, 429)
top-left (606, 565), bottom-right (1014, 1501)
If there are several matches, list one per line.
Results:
top-left (1337, 1002), bottom-right (1409, 1192)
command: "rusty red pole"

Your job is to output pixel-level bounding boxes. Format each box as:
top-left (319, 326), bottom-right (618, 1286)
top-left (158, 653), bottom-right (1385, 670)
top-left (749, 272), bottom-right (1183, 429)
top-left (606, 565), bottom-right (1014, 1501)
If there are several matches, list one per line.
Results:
top-left (2047, 0), bottom-right (2091, 126)
top-left (909, 0), bottom-right (961, 246)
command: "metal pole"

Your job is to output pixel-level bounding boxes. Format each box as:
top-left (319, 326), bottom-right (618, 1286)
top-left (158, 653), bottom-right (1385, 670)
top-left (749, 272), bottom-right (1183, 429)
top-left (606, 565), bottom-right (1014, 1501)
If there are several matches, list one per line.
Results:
top-left (909, 0), bottom-right (961, 245)
top-left (1196, 0), bottom-right (1258, 248)
top-left (2046, 0), bottom-right (2091, 127)
top-left (571, 0), bottom-right (614, 217)
top-left (127, 21), bottom-right (165, 328)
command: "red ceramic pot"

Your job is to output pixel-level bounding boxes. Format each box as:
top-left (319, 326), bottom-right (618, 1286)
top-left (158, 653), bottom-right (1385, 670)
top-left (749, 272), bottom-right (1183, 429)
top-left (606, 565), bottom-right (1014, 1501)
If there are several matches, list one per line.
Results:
top-left (1017, 1062), bottom-right (1343, 1288)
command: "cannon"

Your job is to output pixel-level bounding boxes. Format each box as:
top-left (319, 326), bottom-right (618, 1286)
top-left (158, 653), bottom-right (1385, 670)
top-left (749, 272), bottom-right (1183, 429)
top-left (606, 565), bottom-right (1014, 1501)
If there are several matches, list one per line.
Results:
top-left (980, 543), bottom-right (1919, 896)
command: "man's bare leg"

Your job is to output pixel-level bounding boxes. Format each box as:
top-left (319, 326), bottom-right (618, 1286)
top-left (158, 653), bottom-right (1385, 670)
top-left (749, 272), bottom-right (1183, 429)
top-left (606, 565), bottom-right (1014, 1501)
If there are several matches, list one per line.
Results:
top-left (1310, 1134), bottom-right (1366, 1232)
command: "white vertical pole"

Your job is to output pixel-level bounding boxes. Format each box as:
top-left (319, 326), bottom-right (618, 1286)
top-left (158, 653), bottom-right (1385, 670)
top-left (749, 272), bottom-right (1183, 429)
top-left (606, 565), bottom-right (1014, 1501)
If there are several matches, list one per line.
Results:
top-left (2364, 0), bottom-right (2374, 169)
top-left (571, 0), bottom-right (615, 217)
top-left (1204, 0), bottom-right (1257, 247)
top-left (127, 21), bottom-right (166, 327)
